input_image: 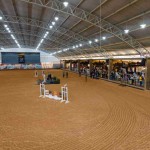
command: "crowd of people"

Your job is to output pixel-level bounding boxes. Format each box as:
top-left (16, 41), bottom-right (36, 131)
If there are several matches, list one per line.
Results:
top-left (70, 62), bottom-right (145, 87)
top-left (65, 60), bottom-right (146, 88)
top-left (77, 66), bottom-right (108, 79)
top-left (78, 66), bottom-right (145, 87)
top-left (80, 67), bottom-right (90, 75)
top-left (110, 67), bottom-right (145, 87)
top-left (90, 65), bottom-right (108, 79)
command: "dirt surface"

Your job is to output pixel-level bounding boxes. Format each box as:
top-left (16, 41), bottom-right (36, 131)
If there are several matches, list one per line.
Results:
top-left (0, 69), bottom-right (150, 150)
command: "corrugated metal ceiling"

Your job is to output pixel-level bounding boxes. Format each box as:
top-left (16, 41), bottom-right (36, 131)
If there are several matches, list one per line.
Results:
top-left (0, 0), bottom-right (150, 58)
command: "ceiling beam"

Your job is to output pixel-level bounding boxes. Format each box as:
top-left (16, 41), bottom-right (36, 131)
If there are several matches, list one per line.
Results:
top-left (104, 0), bottom-right (139, 19)
top-left (0, 29), bottom-right (72, 48)
top-left (46, 0), bottom-right (85, 43)
top-left (0, 14), bottom-right (110, 57)
top-left (0, 32), bottom-right (103, 58)
top-left (19, 0), bottom-right (149, 56)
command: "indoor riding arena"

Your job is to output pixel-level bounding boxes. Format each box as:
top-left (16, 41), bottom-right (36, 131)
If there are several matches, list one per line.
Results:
top-left (0, 0), bottom-right (150, 150)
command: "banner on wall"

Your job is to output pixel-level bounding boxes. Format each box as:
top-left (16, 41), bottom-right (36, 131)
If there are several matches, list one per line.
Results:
top-left (0, 62), bottom-right (60, 70)
top-left (0, 64), bottom-right (42, 70)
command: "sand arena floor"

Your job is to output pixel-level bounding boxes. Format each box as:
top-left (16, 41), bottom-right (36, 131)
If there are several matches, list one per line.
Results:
top-left (0, 69), bottom-right (150, 150)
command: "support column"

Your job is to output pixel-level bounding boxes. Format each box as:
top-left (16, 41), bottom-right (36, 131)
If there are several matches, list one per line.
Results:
top-left (108, 59), bottom-right (113, 80)
top-left (77, 60), bottom-right (80, 72)
top-left (89, 59), bottom-right (93, 73)
top-left (62, 60), bottom-right (66, 70)
top-left (145, 58), bottom-right (150, 90)
top-left (59, 60), bottom-right (63, 69)
top-left (69, 60), bottom-right (72, 71)
top-left (0, 52), bottom-right (2, 64)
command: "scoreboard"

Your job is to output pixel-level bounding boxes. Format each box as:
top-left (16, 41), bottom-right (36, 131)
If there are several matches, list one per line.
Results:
top-left (1, 52), bottom-right (40, 64)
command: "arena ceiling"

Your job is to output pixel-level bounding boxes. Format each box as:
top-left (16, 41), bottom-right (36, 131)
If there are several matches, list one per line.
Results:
top-left (0, 0), bottom-right (150, 59)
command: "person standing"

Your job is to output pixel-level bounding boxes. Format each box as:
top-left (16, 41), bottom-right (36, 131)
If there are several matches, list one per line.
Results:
top-left (139, 75), bottom-right (143, 87)
top-left (66, 71), bottom-right (68, 78)
top-left (62, 71), bottom-right (65, 78)
top-left (42, 73), bottom-right (46, 84)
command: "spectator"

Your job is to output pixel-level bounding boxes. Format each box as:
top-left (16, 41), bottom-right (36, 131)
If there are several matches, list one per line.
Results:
top-left (139, 75), bottom-right (143, 86)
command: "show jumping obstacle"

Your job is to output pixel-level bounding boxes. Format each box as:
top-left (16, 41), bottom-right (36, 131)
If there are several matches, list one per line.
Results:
top-left (39, 83), bottom-right (49, 98)
top-left (61, 84), bottom-right (69, 103)
top-left (39, 83), bottom-right (69, 104)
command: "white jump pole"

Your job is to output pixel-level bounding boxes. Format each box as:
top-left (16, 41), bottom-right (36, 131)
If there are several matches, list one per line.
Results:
top-left (65, 87), bottom-right (69, 104)
top-left (39, 83), bottom-right (49, 98)
top-left (39, 83), bottom-right (69, 104)
top-left (61, 86), bottom-right (65, 102)
top-left (61, 85), bottom-right (69, 104)
top-left (39, 83), bottom-right (45, 97)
